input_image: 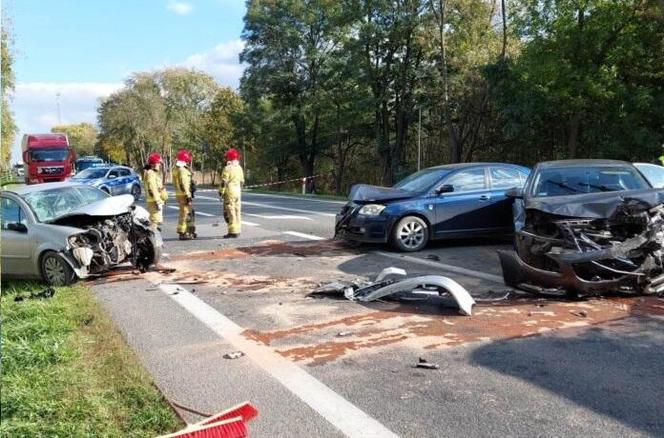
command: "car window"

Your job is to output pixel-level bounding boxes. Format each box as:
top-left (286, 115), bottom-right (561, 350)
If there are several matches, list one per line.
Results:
top-left (118, 168), bottom-right (131, 177)
top-left (394, 168), bottom-right (452, 192)
top-left (75, 168), bottom-right (108, 179)
top-left (108, 169), bottom-right (119, 178)
top-left (22, 186), bottom-right (107, 222)
top-left (1, 197), bottom-right (26, 229)
top-left (490, 167), bottom-right (522, 189)
top-left (532, 166), bottom-right (649, 197)
top-left (444, 168), bottom-right (487, 192)
top-left (635, 164), bottom-right (664, 188)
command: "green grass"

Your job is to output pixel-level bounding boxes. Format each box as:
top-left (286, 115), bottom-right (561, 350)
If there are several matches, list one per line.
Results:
top-left (0, 281), bottom-right (183, 437)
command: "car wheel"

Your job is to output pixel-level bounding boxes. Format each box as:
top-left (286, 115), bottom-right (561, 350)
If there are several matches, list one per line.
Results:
top-left (131, 184), bottom-right (141, 200)
top-left (392, 216), bottom-right (429, 252)
top-left (40, 251), bottom-right (76, 286)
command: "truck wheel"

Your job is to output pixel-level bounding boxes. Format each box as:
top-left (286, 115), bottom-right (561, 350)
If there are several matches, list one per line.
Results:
top-left (40, 251), bottom-right (76, 286)
top-left (131, 184), bottom-right (141, 200)
top-left (391, 216), bottom-right (429, 252)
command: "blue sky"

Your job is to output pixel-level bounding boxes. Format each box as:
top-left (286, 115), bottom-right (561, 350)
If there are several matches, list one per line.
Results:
top-left (5, 0), bottom-right (247, 163)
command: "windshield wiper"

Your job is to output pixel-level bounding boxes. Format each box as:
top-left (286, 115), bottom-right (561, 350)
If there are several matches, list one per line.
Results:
top-left (545, 179), bottom-right (579, 194)
top-left (577, 182), bottom-right (618, 192)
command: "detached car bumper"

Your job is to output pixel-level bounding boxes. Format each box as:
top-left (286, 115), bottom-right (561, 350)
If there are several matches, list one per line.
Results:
top-left (335, 213), bottom-right (391, 243)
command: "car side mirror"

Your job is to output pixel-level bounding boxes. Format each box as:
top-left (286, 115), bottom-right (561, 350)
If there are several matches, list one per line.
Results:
top-left (505, 187), bottom-right (524, 199)
top-left (436, 184), bottom-right (454, 195)
top-left (8, 222), bottom-right (27, 233)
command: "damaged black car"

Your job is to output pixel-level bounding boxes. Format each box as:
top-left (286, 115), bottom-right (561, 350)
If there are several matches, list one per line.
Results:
top-left (499, 160), bottom-right (664, 296)
top-left (1, 182), bottom-right (162, 285)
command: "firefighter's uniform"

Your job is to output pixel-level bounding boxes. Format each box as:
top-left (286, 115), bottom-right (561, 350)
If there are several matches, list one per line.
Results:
top-left (173, 165), bottom-right (193, 235)
top-left (219, 162), bottom-right (244, 235)
top-left (144, 168), bottom-right (164, 226)
top-left (658, 154), bottom-right (664, 166)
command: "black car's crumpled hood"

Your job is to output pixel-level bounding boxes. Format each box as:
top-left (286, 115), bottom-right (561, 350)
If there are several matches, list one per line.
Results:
top-left (526, 188), bottom-right (664, 218)
top-left (348, 184), bottom-right (417, 203)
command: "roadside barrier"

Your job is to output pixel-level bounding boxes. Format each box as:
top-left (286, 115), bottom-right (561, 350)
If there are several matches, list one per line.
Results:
top-left (0, 170), bottom-right (21, 187)
top-left (244, 173), bottom-right (327, 194)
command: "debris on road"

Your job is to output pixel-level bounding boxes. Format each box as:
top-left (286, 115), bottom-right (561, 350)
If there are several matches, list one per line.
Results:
top-left (223, 351), bottom-right (245, 360)
top-left (314, 267), bottom-right (476, 316)
top-left (336, 331), bottom-right (352, 337)
top-left (425, 254), bottom-right (441, 261)
top-left (570, 310), bottom-right (588, 318)
top-left (416, 358), bottom-right (440, 370)
top-left (501, 193), bottom-right (664, 297)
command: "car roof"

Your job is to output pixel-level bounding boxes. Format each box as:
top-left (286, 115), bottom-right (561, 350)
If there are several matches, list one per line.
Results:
top-left (536, 159), bottom-right (631, 168)
top-left (426, 162), bottom-right (527, 171)
top-left (2, 182), bottom-right (94, 196)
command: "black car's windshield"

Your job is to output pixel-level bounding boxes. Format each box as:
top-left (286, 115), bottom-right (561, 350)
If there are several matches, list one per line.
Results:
top-left (29, 148), bottom-right (69, 162)
top-left (394, 169), bottom-right (451, 192)
top-left (532, 166), bottom-right (649, 197)
top-left (22, 186), bottom-right (109, 222)
top-left (74, 168), bottom-right (108, 179)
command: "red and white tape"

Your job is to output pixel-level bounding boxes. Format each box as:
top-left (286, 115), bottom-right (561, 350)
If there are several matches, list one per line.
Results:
top-left (244, 174), bottom-right (324, 189)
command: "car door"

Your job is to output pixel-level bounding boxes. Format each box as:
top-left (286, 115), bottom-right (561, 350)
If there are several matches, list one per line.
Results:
top-left (0, 195), bottom-right (36, 276)
top-left (432, 167), bottom-right (494, 235)
top-left (487, 166), bottom-right (528, 231)
top-left (116, 168), bottom-right (132, 194)
top-left (107, 168), bottom-right (120, 195)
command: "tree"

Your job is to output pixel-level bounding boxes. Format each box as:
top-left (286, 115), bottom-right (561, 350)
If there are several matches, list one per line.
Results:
top-left (1, 25), bottom-right (17, 169)
top-left (201, 87), bottom-right (244, 180)
top-left (51, 123), bottom-right (98, 156)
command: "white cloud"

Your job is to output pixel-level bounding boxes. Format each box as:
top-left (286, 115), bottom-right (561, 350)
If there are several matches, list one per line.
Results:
top-left (167, 1), bottom-right (193, 15)
top-left (9, 82), bottom-right (122, 164)
top-left (181, 39), bottom-right (245, 88)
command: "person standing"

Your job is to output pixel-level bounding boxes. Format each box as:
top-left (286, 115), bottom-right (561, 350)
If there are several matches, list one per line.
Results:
top-left (173, 149), bottom-right (195, 240)
top-left (143, 152), bottom-right (165, 228)
top-left (219, 148), bottom-right (244, 238)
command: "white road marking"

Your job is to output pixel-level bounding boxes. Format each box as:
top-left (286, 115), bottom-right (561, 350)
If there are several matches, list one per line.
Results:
top-left (243, 201), bottom-right (336, 217)
top-left (245, 213), bottom-right (313, 221)
top-left (166, 205), bottom-right (214, 217)
top-left (160, 284), bottom-right (398, 438)
top-left (245, 191), bottom-right (347, 205)
top-left (376, 251), bottom-right (505, 284)
top-left (195, 195), bottom-right (218, 201)
top-left (283, 231), bottom-right (326, 241)
top-left (241, 220), bottom-right (259, 226)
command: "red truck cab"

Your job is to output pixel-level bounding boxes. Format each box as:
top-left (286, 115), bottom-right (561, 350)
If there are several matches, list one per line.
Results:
top-left (21, 133), bottom-right (76, 184)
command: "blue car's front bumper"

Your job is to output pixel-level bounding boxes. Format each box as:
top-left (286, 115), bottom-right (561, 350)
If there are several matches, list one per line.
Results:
top-left (335, 211), bottom-right (392, 243)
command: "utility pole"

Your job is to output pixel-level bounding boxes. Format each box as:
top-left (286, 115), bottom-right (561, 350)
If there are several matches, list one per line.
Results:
top-left (55, 92), bottom-right (62, 125)
top-left (417, 106), bottom-right (422, 171)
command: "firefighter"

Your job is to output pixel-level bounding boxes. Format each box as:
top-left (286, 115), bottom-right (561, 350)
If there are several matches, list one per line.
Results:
top-left (143, 152), bottom-right (165, 228)
top-left (219, 148), bottom-right (244, 238)
top-left (658, 144), bottom-right (664, 166)
top-left (173, 149), bottom-right (194, 240)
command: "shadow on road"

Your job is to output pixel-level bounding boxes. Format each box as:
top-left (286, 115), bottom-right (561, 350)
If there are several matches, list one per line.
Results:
top-left (469, 317), bottom-right (664, 436)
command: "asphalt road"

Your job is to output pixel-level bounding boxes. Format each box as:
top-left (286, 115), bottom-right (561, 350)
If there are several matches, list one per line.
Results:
top-left (91, 190), bottom-right (664, 437)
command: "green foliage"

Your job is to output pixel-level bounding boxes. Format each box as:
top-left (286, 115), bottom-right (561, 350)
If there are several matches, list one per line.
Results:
top-left (50, 123), bottom-right (98, 157)
top-left (0, 282), bottom-right (181, 436)
top-left (1, 25), bottom-right (17, 168)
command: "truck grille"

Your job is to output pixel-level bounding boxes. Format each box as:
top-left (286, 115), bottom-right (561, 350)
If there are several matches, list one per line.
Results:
top-left (38, 166), bottom-right (65, 175)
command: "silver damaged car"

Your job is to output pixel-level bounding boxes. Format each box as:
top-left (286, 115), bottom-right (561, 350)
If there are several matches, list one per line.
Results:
top-left (1, 182), bottom-right (162, 285)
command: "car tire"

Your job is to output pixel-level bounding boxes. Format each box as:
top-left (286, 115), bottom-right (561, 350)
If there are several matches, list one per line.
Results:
top-left (391, 216), bottom-right (429, 252)
top-left (131, 184), bottom-right (141, 201)
top-left (40, 251), bottom-right (76, 286)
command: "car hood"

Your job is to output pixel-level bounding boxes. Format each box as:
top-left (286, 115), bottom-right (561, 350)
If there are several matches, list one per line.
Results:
top-left (348, 184), bottom-right (417, 203)
top-left (526, 188), bottom-right (664, 218)
top-left (48, 194), bottom-right (135, 224)
top-left (70, 177), bottom-right (103, 184)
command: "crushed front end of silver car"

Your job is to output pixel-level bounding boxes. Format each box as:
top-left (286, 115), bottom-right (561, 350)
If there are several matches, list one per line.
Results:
top-left (53, 205), bottom-right (162, 276)
top-left (500, 191), bottom-right (664, 296)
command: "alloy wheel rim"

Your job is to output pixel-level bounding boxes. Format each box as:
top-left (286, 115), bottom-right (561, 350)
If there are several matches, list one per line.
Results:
top-left (398, 221), bottom-right (425, 249)
top-left (44, 257), bottom-right (66, 284)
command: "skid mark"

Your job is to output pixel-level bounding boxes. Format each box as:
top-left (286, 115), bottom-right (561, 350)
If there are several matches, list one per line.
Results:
top-left (243, 296), bottom-right (664, 366)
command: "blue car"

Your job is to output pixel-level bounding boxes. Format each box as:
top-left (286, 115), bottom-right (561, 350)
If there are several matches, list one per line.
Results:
top-left (335, 163), bottom-right (530, 252)
top-left (70, 165), bottom-right (142, 199)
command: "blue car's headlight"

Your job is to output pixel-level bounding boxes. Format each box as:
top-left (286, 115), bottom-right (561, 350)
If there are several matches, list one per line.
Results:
top-left (358, 204), bottom-right (386, 216)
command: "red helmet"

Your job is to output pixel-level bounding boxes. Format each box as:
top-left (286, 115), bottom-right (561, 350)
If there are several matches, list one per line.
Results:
top-left (176, 149), bottom-right (193, 163)
top-left (225, 148), bottom-right (240, 161)
top-left (147, 152), bottom-right (162, 166)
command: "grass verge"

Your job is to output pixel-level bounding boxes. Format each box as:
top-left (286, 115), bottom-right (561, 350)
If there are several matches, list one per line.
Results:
top-left (0, 281), bottom-right (183, 437)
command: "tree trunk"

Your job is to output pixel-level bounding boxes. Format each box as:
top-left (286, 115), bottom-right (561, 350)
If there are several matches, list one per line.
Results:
top-left (567, 113), bottom-right (581, 158)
